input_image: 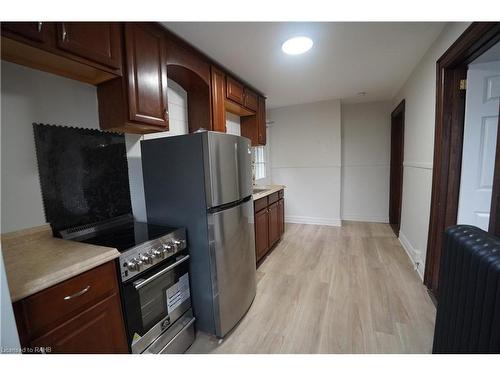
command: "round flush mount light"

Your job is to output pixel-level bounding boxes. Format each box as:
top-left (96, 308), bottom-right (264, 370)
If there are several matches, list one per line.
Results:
top-left (281, 36), bottom-right (313, 55)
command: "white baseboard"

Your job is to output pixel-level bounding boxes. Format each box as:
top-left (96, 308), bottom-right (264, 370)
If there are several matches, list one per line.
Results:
top-left (398, 231), bottom-right (424, 280)
top-left (285, 215), bottom-right (341, 227)
top-left (341, 214), bottom-right (389, 223)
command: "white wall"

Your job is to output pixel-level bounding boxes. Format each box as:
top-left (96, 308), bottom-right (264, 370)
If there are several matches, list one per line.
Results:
top-left (268, 99), bottom-right (342, 226)
top-left (341, 101), bottom-right (392, 222)
top-left (1, 61), bottom-right (100, 233)
top-left (0, 62), bottom-right (190, 232)
top-left (392, 22), bottom-right (470, 278)
top-left (225, 112), bottom-right (241, 136)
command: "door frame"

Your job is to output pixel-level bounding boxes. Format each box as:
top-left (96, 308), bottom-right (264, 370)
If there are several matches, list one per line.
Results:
top-left (424, 22), bottom-right (500, 299)
top-left (389, 100), bottom-right (405, 237)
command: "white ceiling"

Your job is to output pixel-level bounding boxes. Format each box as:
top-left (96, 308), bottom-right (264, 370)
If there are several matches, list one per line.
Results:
top-left (163, 22), bottom-right (446, 108)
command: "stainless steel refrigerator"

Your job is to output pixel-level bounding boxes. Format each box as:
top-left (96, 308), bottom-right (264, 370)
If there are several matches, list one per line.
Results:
top-left (141, 131), bottom-right (256, 337)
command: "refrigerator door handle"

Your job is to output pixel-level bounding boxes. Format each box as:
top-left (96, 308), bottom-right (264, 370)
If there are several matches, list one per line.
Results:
top-left (234, 141), bottom-right (240, 197)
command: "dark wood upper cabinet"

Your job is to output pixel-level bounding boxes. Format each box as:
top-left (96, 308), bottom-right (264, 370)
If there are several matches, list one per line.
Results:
top-left (124, 23), bottom-right (169, 128)
top-left (98, 23), bottom-right (170, 133)
top-left (1, 22), bottom-right (121, 84)
top-left (257, 95), bottom-right (267, 145)
top-left (211, 66), bottom-right (227, 132)
top-left (1, 22), bottom-right (50, 43)
top-left (226, 75), bottom-right (245, 105)
top-left (241, 95), bottom-right (267, 146)
top-left (244, 88), bottom-right (258, 111)
top-left (56, 23), bottom-right (121, 70)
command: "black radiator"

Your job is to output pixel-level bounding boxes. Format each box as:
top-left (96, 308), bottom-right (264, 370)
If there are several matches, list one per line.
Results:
top-left (433, 225), bottom-right (500, 353)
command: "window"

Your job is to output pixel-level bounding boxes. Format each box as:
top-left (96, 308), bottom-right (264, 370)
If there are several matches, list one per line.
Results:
top-left (253, 146), bottom-right (266, 180)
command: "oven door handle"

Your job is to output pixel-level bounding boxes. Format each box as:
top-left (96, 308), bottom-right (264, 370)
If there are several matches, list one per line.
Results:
top-left (133, 255), bottom-right (190, 290)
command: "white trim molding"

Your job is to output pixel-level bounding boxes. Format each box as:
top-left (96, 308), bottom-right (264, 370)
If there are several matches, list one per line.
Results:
top-left (285, 215), bottom-right (342, 227)
top-left (341, 214), bottom-right (389, 223)
top-left (403, 161), bottom-right (433, 170)
top-left (398, 231), bottom-right (424, 280)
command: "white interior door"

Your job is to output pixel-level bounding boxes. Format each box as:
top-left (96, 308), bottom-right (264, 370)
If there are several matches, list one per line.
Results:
top-left (457, 60), bottom-right (500, 231)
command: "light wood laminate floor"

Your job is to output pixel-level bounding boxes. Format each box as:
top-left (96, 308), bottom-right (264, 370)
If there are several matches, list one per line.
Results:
top-left (188, 222), bottom-right (436, 353)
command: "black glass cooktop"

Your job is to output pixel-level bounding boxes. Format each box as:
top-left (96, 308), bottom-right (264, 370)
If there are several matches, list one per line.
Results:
top-left (74, 221), bottom-right (177, 252)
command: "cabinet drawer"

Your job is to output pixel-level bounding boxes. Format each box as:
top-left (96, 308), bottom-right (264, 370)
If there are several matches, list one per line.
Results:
top-left (268, 192), bottom-right (279, 205)
top-left (254, 197), bottom-right (268, 213)
top-left (19, 261), bottom-right (118, 338)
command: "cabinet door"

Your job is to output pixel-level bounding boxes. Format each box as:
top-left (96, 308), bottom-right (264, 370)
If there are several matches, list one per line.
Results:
top-left (226, 76), bottom-right (244, 105)
top-left (211, 66), bottom-right (227, 132)
top-left (268, 202), bottom-right (280, 246)
top-left (244, 88), bottom-right (258, 111)
top-left (2, 22), bottom-right (50, 43)
top-left (56, 22), bottom-right (121, 69)
top-left (257, 96), bottom-right (267, 145)
top-left (31, 294), bottom-right (128, 353)
top-left (124, 23), bottom-right (169, 129)
top-left (278, 198), bottom-right (285, 236)
top-left (30, 294), bottom-right (128, 354)
top-left (255, 208), bottom-right (269, 262)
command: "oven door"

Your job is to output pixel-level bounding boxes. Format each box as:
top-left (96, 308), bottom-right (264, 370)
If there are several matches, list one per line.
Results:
top-left (121, 254), bottom-right (191, 353)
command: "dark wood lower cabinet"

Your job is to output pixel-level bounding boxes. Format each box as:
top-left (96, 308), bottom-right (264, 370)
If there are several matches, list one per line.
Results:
top-left (278, 198), bottom-right (284, 236)
top-left (268, 202), bottom-right (280, 246)
top-left (255, 208), bottom-right (270, 261)
top-left (254, 189), bottom-right (285, 264)
top-left (14, 261), bottom-right (128, 354)
top-left (30, 294), bottom-right (128, 354)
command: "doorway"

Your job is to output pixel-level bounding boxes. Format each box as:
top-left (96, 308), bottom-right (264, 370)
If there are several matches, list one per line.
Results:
top-left (389, 100), bottom-right (405, 237)
top-left (457, 48), bottom-right (500, 230)
top-left (424, 22), bottom-right (500, 299)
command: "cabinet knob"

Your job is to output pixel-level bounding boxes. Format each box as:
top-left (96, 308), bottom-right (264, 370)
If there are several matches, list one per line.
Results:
top-left (37, 22), bottom-right (43, 32)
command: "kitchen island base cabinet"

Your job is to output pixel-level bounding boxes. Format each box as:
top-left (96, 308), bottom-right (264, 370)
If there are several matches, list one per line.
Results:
top-left (254, 189), bottom-right (285, 264)
top-left (13, 261), bottom-right (128, 354)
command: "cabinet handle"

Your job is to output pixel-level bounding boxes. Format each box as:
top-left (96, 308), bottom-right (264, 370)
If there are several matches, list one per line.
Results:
top-left (37, 22), bottom-right (43, 32)
top-left (62, 24), bottom-right (67, 41)
top-left (163, 108), bottom-right (168, 120)
top-left (63, 285), bottom-right (90, 300)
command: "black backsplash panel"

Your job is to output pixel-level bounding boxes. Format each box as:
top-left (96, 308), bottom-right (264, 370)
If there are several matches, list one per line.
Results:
top-left (33, 124), bottom-right (132, 234)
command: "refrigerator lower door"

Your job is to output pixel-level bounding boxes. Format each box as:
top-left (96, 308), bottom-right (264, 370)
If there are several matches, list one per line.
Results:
top-left (205, 132), bottom-right (253, 208)
top-left (208, 198), bottom-right (256, 337)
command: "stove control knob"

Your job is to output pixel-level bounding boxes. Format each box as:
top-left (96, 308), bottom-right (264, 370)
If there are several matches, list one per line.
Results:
top-left (136, 260), bottom-right (144, 272)
top-left (153, 249), bottom-right (164, 259)
top-left (140, 254), bottom-right (153, 265)
top-left (175, 239), bottom-right (186, 249)
top-left (162, 243), bottom-right (173, 253)
top-left (125, 260), bottom-right (138, 272)
top-left (172, 240), bottom-right (182, 250)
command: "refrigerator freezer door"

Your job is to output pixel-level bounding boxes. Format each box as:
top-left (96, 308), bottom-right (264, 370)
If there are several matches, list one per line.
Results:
top-left (208, 199), bottom-right (256, 337)
top-left (205, 133), bottom-right (253, 208)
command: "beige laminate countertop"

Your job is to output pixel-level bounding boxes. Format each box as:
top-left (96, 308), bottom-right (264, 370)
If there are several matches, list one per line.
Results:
top-left (252, 185), bottom-right (286, 201)
top-left (1, 224), bottom-right (120, 302)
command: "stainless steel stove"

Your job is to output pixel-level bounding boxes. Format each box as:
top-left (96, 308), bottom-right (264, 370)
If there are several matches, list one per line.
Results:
top-left (60, 214), bottom-right (195, 354)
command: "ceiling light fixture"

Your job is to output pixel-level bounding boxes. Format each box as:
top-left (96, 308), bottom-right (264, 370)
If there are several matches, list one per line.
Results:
top-left (281, 36), bottom-right (313, 55)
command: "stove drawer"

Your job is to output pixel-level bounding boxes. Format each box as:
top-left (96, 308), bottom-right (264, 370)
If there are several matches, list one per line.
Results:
top-left (18, 261), bottom-right (118, 338)
top-left (143, 309), bottom-right (195, 354)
